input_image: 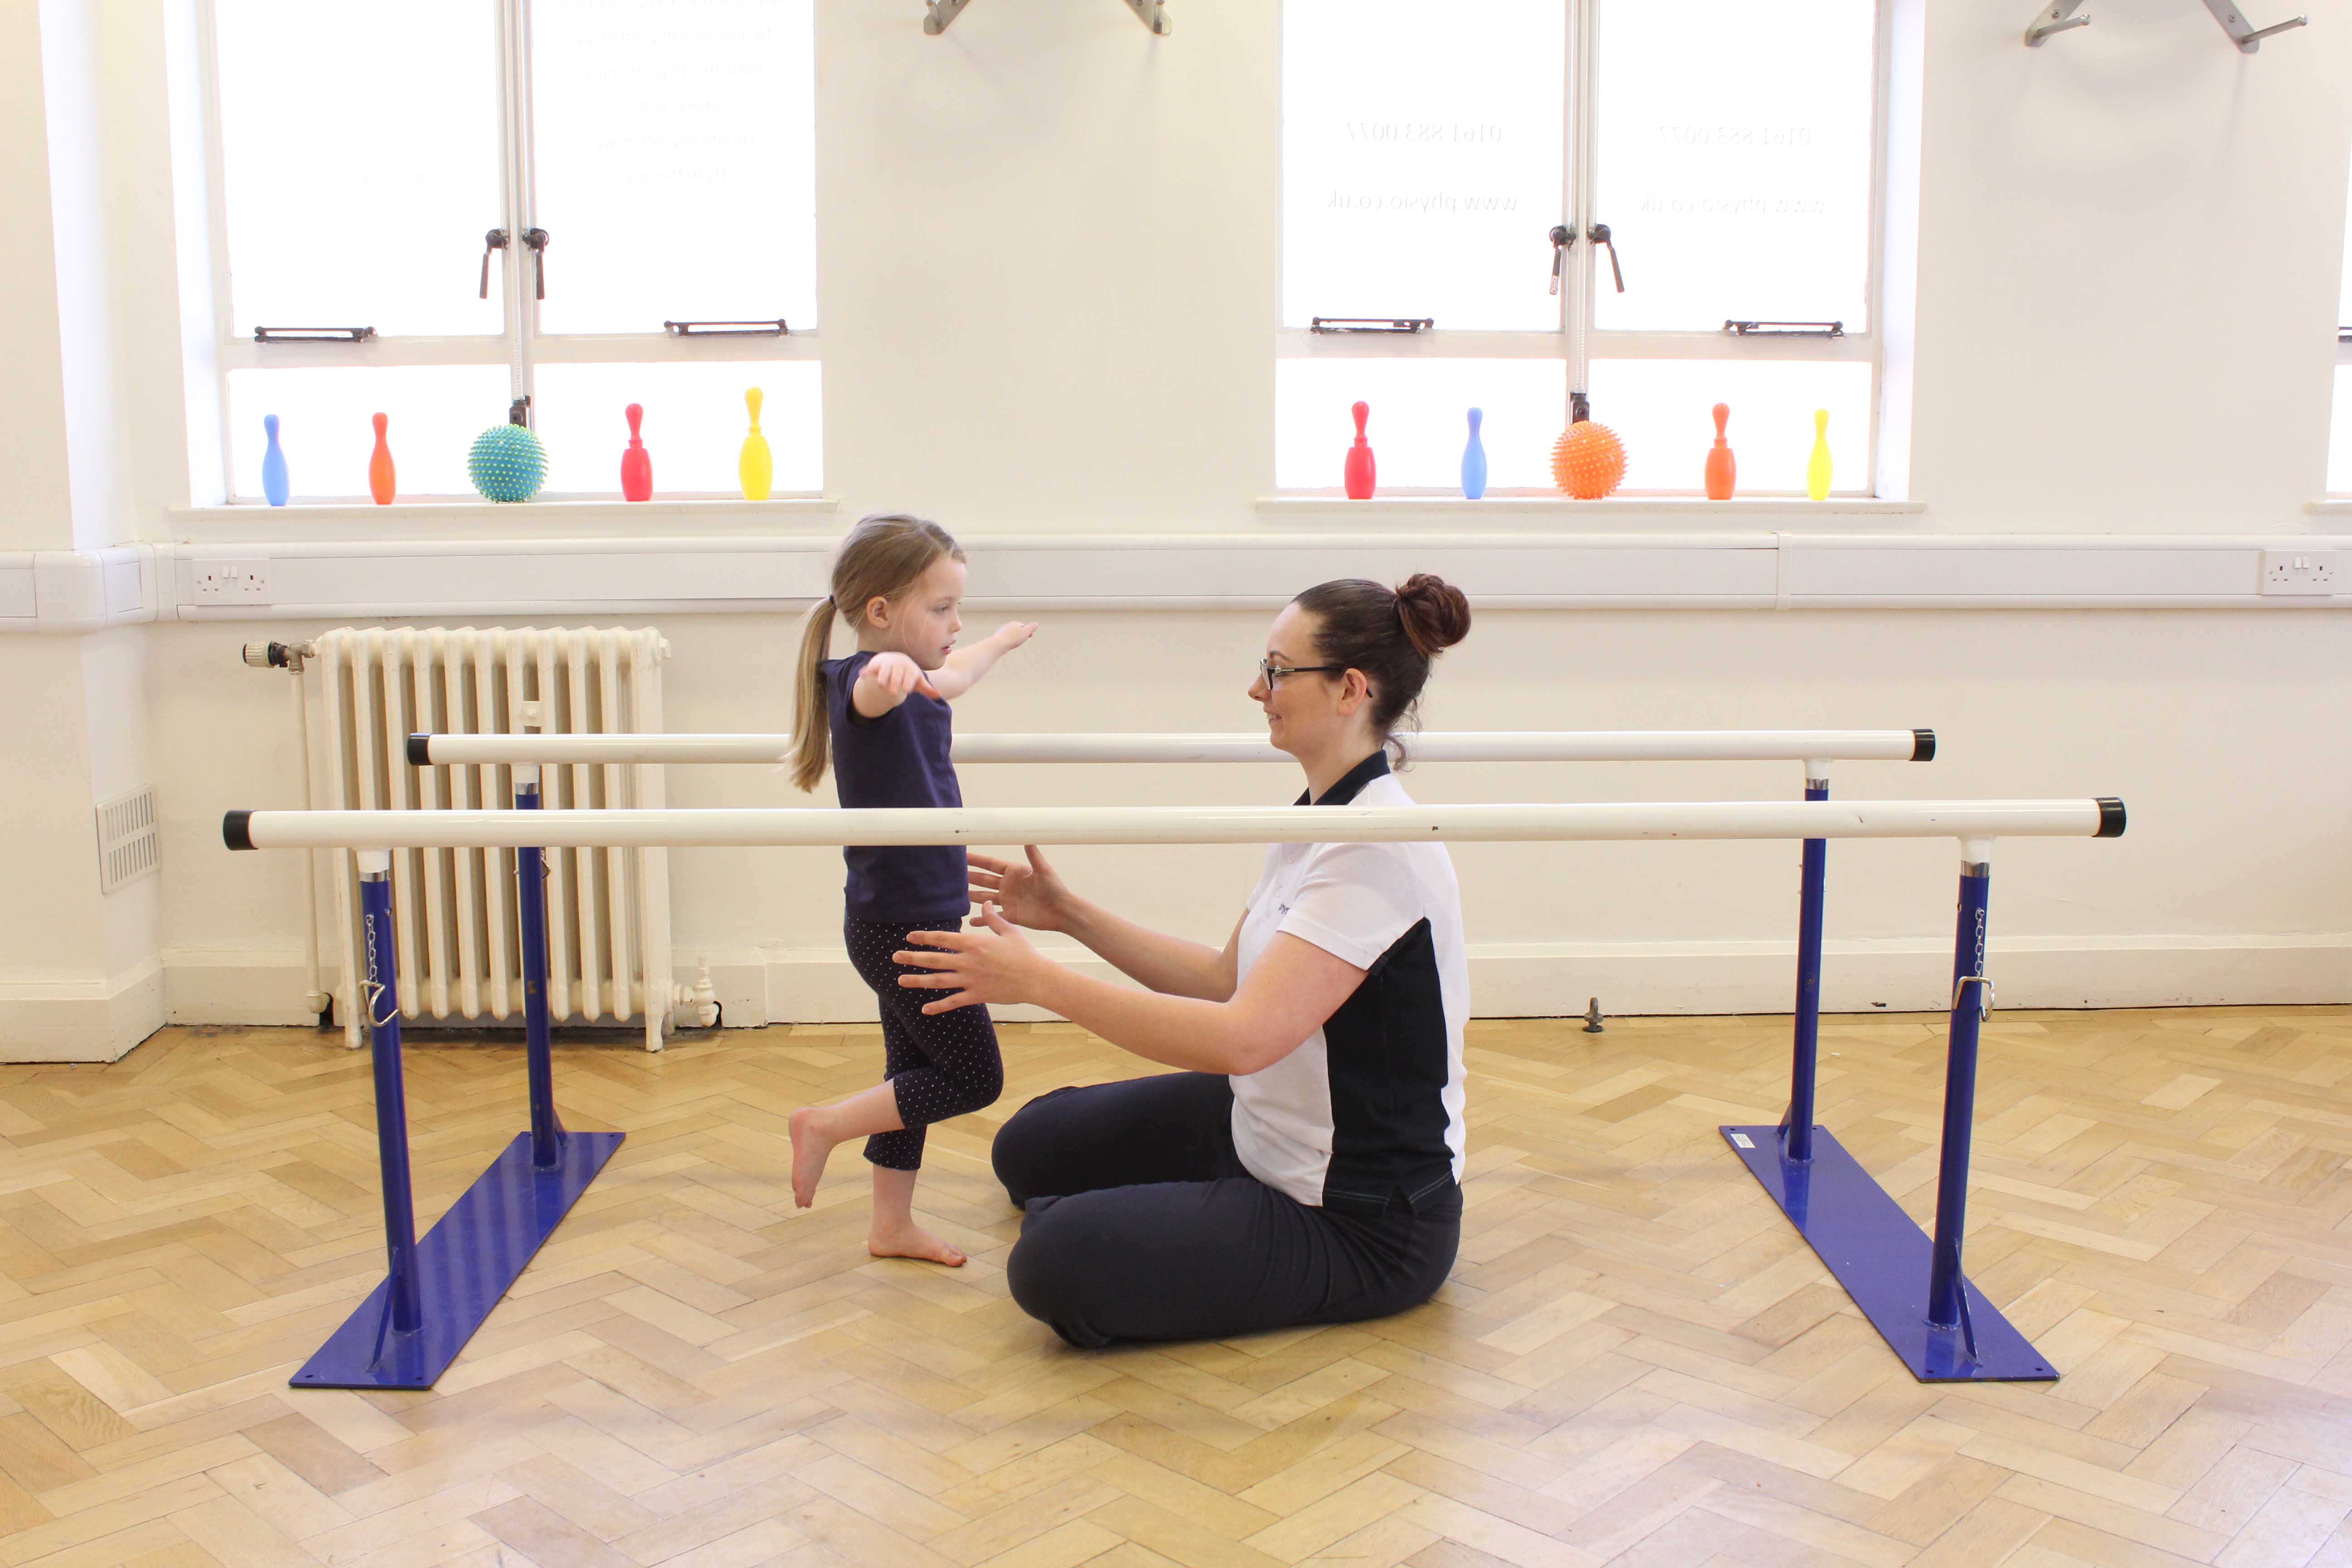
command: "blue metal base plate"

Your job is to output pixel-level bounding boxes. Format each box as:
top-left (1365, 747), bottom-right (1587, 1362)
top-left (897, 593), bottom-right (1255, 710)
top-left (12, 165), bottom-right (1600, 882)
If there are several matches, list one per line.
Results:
top-left (1721, 1126), bottom-right (2056, 1382)
top-left (293, 1129), bottom-right (623, 1391)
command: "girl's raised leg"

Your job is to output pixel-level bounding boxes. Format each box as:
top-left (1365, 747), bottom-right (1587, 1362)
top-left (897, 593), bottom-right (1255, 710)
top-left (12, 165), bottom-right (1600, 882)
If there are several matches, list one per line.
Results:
top-left (788, 1079), bottom-right (903, 1207)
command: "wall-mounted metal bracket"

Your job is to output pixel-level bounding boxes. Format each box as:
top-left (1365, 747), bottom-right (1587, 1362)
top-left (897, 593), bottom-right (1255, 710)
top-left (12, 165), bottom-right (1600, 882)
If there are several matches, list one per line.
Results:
top-left (2200, 0), bottom-right (2305, 51)
top-left (1121, 0), bottom-right (1172, 33)
top-left (2024, 0), bottom-right (2090, 44)
top-left (926, 0), bottom-right (1168, 34)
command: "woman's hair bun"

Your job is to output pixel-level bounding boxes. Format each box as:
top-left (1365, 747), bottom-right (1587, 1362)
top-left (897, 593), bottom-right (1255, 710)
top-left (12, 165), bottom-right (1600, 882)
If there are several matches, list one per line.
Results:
top-left (1394, 573), bottom-right (1471, 657)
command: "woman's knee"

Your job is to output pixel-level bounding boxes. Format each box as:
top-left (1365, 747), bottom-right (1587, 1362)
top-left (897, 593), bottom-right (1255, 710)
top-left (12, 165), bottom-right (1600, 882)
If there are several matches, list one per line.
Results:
top-left (990, 1086), bottom-right (1082, 1206)
top-left (1004, 1197), bottom-right (1115, 1348)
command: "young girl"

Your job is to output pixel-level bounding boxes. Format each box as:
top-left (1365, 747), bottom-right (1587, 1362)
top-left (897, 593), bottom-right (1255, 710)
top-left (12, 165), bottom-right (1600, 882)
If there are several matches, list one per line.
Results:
top-left (786, 513), bottom-right (1035, 1266)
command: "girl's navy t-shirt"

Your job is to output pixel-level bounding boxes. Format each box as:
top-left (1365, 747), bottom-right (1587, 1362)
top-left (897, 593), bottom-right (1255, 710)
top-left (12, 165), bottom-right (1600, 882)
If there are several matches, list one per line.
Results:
top-left (822, 650), bottom-right (968, 924)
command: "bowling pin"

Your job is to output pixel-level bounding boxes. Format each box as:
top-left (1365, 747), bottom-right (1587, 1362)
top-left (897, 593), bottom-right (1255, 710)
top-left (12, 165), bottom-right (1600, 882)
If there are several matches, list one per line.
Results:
top-left (620, 403), bottom-right (653, 501)
top-left (1343, 401), bottom-right (1375, 499)
top-left (261, 414), bottom-right (289, 506)
top-left (368, 413), bottom-right (396, 505)
top-left (1704, 403), bottom-right (1735, 500)
top-left (739, 387), bottom-right (773, 501)
top-left (1461, 407), bottom-right (1487, 500)
top-left (1805, 408), bottom-right (1832, 500)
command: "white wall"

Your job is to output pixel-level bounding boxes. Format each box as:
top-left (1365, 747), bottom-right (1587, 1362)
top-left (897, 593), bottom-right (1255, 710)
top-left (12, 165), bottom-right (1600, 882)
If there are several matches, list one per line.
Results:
top-left (9, 0), bottom-right (2352, 1054)
top-left (1910, 5), bottom-right (2352, 529)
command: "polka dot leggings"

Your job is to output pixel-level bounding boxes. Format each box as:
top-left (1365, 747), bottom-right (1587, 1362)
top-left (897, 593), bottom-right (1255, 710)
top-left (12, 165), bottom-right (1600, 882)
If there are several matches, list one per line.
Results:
top-left (844, 919), bottom-right (1004, 1171)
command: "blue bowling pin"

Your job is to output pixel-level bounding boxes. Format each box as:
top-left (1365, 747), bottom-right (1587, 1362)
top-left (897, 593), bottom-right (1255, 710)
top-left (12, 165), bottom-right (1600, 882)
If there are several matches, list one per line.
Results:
top-left (1460, 407), bottom-right (1488, 500)
top-left (261, 414), bottom-right (289, 506)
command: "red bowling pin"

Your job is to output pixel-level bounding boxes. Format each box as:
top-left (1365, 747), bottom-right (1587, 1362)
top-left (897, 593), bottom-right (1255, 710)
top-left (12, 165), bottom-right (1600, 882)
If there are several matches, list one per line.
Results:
top-left (619, 403), bottom-right (653, 501)
top-left (1703, 403), bottom-right (1735, 500)
top-left (368, 413), bottom-right (396, 505)
top-left (1343, 401), bottom-right (1376, 499)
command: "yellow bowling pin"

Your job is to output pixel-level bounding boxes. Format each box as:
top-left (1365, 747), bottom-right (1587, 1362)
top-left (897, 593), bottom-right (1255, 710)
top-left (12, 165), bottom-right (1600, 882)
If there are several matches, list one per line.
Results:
top-left (739, 387), bottom-right (773, 501)
top-left (1805, 408), bottom-right (1832, 500)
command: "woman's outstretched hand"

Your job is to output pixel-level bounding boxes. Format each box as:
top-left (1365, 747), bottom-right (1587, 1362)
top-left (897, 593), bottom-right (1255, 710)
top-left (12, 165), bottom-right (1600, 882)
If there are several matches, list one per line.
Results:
top-left (896, 906), bottom-right (1050, 1014)
top-left (968, 845), bottom-right (1071, 932)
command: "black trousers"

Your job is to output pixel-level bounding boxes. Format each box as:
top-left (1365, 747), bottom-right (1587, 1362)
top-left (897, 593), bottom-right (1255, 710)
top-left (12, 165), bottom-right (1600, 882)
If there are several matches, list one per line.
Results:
top-left (991, 1072), bottom-right (1462, 1348)
top-left (843, 920), bottom-right (1003, 1171)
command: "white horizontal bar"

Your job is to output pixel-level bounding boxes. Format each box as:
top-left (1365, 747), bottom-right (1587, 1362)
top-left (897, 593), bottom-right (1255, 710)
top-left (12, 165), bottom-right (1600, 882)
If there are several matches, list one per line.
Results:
top-left (411, 729), bottom-right (1932, 767)
top-left (229, 798), bottom-right (2122, 852)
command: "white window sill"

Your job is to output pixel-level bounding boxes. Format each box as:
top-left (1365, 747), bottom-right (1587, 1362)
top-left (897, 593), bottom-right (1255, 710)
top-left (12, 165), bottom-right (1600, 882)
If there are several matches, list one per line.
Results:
top-left (1257, 494), bottom-right (1927, 527)
top-left (164, 497), bottom-right (841, 543)
top-left (2307, 499), bottom-right (2352, 515)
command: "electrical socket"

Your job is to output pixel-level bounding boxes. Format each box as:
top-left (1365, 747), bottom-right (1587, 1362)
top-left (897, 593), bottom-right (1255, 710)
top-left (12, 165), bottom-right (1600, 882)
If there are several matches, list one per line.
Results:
top-left (192, 559), bottom-right (272, 605)
top-left (2260, 550), bottom-right (2338, 596)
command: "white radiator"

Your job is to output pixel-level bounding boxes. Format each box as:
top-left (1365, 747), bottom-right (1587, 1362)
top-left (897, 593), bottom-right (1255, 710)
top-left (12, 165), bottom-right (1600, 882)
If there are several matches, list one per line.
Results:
top-left (313, 627), bottom-right (678, 1052)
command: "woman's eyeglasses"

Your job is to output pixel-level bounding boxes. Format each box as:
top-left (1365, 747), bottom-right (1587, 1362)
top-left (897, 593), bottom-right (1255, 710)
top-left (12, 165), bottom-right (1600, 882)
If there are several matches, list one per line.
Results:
top-left (1258, 658), bottom-right (1344, 685)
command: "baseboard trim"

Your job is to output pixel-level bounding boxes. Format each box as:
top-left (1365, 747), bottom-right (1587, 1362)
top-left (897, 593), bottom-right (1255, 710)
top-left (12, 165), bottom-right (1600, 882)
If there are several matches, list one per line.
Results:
top-left (162, 950), bottom-right (332, 1027)
top-left (735, 933), bottom-right (2352, 1024)
top-left (87, 935), bottom-right (2349, 1040)
top-left (0, 960), bottom-right (167, 1062)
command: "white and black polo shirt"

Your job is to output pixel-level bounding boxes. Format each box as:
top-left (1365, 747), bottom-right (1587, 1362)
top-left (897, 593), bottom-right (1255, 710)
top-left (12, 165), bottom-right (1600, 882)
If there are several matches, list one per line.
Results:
top-left (1230, 750), bottom-right (1470, 1214)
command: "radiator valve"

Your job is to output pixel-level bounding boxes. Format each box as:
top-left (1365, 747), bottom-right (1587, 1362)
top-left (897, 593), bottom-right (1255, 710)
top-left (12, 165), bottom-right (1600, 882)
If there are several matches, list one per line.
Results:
top-left (242, 640), bottom-right (314, 673)
top-left (675, 958), bottom-right (721, 1029)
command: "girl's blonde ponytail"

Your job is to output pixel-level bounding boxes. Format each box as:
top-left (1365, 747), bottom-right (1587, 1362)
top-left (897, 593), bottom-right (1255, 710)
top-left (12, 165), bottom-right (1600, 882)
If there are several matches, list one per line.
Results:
top-left (789, 596), bottom-right (838, 792)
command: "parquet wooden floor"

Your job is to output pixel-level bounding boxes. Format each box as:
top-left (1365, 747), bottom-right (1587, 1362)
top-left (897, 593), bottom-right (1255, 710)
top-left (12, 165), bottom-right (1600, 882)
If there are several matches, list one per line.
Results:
top-left (0, 1006), bottom-right (2347, 1568)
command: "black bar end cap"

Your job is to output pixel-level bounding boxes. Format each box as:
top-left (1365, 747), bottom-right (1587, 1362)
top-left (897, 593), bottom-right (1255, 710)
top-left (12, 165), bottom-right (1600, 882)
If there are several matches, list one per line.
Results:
top-left (223, 810), bottom-right (255, 851)
top-left (1911, 728), bottom-right (1936, 762)
top-left (2096, 798), bottom-right (2126, 838)
top-left (406, 734), bottom-right (431, 767)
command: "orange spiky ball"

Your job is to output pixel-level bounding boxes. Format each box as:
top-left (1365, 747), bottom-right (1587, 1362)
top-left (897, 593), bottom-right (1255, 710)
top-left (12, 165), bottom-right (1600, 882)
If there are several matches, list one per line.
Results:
top-left (1551, 420), bottom-right (1627, 499)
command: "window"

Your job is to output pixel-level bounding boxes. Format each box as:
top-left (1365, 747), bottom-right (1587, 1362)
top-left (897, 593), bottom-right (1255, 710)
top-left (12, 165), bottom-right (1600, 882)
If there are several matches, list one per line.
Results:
top-left (201, 0), bottom-right (818, 502)
top-left (1279, 0), bottom-right (1888, 495)
top-left (2332, 159), bottom-right (2352, 495)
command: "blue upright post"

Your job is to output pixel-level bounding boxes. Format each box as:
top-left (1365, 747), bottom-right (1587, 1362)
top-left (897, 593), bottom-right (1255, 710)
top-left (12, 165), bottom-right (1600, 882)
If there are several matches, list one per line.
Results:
top-left (357, 855), bottom-right (423, 1335)
top-left (293, 766), bottom-right (624, 1391)
top-left (1780, 769), bottom-right (1829, 1163)
top-left (515, 769), bottom-right (562, 1170)
top-left (1927, 847), bottom-right (1994, 1339)
top-left (1720, 833), bottom-right (2053, 1382)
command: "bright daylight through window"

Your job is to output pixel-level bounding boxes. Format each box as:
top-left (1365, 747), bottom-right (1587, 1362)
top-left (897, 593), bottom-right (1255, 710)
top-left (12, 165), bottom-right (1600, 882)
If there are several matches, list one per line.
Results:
top-left (1279, 0), bottom-right (1884, 495)
top-left (205, 0), bottom-right (818, 502)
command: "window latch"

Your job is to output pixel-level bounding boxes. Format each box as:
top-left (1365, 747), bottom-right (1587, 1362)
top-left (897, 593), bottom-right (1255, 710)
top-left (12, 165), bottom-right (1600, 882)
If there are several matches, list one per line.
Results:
top-left (1588, 223), bottom-right (1624, 293)
top-left (253, 326), bottom-right (377, 343)
top-left (479, 228), bottom-right (509, 300)
top-left (522, 228), bottom-right (550, 301)
top-left (1725, 319), bottom-right (1845, 338)
top-left (664, 319), bottom-right (790, 336)
top-left (1548, 224), bottom-right (1574, 296)
top-left (1308, 317), bottom-right (1431, 334)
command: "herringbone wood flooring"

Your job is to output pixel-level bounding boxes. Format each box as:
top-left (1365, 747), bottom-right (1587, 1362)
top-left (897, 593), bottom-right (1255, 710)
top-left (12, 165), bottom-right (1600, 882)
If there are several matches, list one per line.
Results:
top-left (0, 1006), bottom-right (2347, 1567)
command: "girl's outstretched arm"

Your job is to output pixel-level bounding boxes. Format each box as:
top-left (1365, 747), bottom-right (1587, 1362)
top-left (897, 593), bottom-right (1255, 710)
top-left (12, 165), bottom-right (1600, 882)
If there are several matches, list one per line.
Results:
top-left (852, 652), bottom-right (940, 718)
top-left (926, 622), bottom-right (1037, 700)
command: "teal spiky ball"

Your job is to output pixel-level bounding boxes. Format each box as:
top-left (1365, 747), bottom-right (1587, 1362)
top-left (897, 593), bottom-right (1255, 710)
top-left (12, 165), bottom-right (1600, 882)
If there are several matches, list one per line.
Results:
top-left (468, 423), bottom-right (547, 502)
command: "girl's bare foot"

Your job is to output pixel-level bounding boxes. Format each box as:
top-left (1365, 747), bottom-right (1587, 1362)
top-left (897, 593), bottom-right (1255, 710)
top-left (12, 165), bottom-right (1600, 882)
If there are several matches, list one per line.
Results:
top-left (788, 1107), bottom-right (835, 1208)
top-left (868, 1219), bottom-right (966, 1266)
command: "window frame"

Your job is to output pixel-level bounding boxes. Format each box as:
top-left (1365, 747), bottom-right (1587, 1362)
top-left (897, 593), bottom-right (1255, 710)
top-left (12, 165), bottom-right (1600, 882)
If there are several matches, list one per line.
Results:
top-left (1275, 0), bottom-right (1895, 497)
top-left (194, 0), bottom-right (822, 503)
top-left (2332, 333), bottom-right (2352, 496)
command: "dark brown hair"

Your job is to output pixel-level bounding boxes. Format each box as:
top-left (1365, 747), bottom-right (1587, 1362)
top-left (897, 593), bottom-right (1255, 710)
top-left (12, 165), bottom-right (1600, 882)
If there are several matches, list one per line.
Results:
top-left (789, 513), bottom-right (965, 792)
top-left (1291, 574), bottom-right (1472, 746)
